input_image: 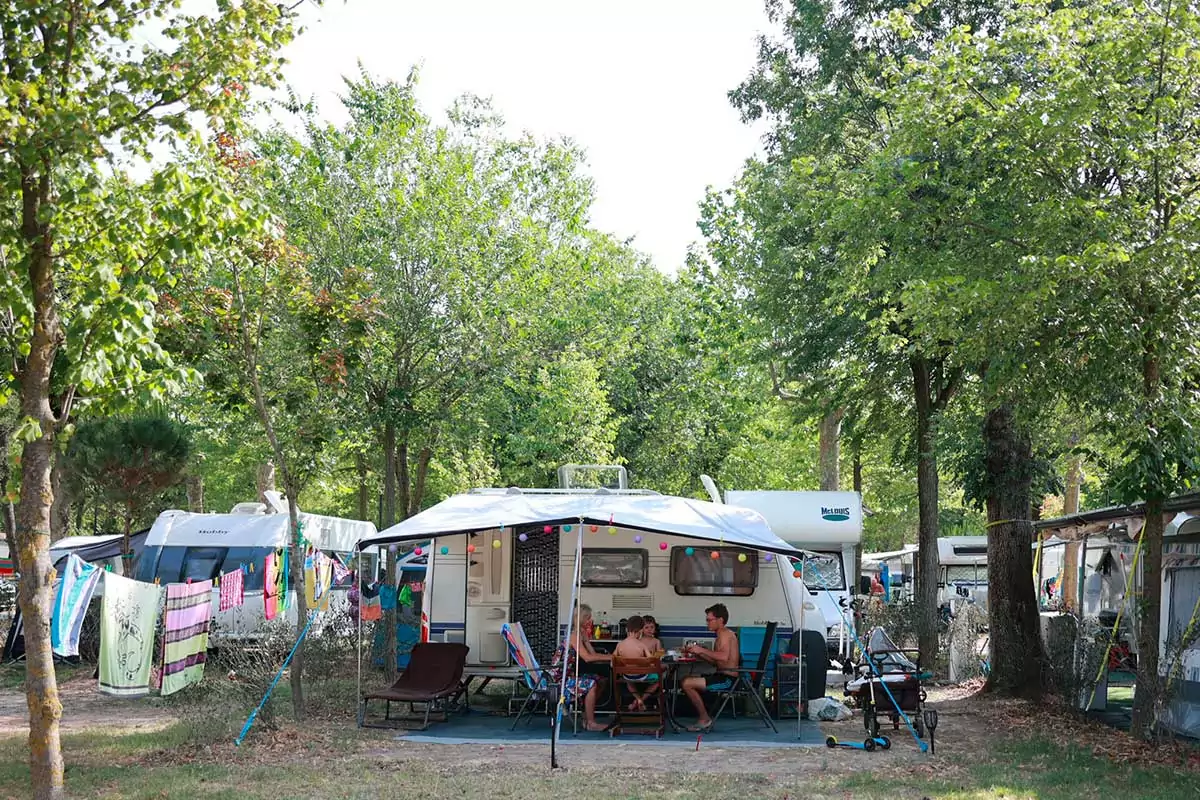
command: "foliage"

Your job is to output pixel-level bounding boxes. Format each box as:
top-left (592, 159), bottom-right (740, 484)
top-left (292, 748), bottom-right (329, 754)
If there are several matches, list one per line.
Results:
top-left (64, 414), bottom-right (191, 538)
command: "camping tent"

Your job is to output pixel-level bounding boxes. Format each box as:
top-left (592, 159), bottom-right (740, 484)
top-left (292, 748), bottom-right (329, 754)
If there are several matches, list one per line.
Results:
top-left (1, 529), bottom-right (148, 663)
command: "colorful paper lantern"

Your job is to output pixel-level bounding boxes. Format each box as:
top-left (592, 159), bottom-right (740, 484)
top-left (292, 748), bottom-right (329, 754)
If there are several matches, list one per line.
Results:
top-left (388, 544), bottom-right (398, 553)
top-left (710, 551), bottom-right (720, 559)
top-left (467, 544), bottom-right (476, 554)
top-left (518, 533), bottom-right (528, 542)
top-left (659, 542), bottom-right (668, 550)
top-left (737, 553), bottom-right (747, 563)
top-left (492, 539), bottom-right (502, 549)
top-left (544, 525), bottom-right (553, 534)
top-left (633, 535), bottom-right (642, 544)
top-left (440, 546), bottom-right (449, 555)
top-left (793, 569), bottom-right (802, 578)
top-left (764, 553), bottom-right (774, 562)
top-left (685, 547), bottom-right (695, 556)
top-left (414, 547), bottom-right (423, 556)
top-left (589, 525), bottom-right (598, 533)
top-left (564, 525), bottom-right (572, 532)
top-left (608, 526), bottom-right (617, 535)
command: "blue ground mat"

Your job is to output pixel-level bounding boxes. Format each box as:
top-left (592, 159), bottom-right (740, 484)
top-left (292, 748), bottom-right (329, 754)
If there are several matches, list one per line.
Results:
top-left (395, 709), bottom-right (824, 748)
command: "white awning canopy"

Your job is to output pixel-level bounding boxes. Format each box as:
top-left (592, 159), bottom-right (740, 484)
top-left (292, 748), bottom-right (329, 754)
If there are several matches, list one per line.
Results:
top-left (356, 491), bottom-right (807, 557)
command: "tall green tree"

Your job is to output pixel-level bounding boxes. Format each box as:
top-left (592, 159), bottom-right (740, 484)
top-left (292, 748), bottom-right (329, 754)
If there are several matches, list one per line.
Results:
top-left (0, 3), bottom-right (304, 794)
top-left (876, 0), bottom-right (1200, 721)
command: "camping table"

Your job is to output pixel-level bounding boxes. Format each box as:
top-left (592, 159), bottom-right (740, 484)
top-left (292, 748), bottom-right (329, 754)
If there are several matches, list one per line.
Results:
top-left (450, 665), bottom-right (527, 713)
top-left (660, 656), bottom-right (701, 733)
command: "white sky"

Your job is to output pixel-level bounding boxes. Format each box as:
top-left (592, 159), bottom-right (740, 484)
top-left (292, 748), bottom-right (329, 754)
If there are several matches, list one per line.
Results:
top-left (280, 0), bottom-right (770, 272)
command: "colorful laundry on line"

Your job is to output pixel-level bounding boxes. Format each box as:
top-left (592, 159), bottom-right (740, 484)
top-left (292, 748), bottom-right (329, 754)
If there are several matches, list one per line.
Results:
top-left (378, 584), bottom-right (397, 611)
top-left (99, 573), bottom-right (162, 698)
top-left (304, 550), bottom-right (333, 612)
top-left (219, 566), bottom-right (244, 612)
top-left (360, 596), bottom-right (382, 622)
top-left (160, 580), bottom-right (214, 696)
top-left (264, 551), bottom-right (281, 621)
top-left (51, 554), bottom-right (103, 657)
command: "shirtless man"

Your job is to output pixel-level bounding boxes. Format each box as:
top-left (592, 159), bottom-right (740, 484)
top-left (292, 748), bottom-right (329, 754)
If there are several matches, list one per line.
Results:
top-left (680, 603), bottom-right (739, 732)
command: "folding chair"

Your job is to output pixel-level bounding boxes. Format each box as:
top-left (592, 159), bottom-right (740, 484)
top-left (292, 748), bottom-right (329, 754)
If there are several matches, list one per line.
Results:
top-left (611, 654), bottom-right (665, 737)
top-left (359, 642), bottom-right (470, 730)
top-left (502, 622), bottom-right (562, 730)
top-left (713, 620), bottom-right (778, 732)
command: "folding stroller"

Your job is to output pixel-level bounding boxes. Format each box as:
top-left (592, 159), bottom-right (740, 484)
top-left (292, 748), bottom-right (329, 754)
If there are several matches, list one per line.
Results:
top-left (843, 627), bottom-right (930, 738)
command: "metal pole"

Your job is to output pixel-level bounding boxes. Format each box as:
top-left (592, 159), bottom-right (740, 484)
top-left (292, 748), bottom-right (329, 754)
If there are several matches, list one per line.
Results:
top-left (356, 549), bottom-right (363, 724)
top-left (798, 553), bottom-right (805, 740)
top-left (552, 518), bottom-right (585, 767)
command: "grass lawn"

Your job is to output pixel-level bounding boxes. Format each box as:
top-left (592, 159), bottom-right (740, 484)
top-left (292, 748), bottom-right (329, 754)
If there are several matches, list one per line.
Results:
top-left (0, 719), bottom-right (1196, 800)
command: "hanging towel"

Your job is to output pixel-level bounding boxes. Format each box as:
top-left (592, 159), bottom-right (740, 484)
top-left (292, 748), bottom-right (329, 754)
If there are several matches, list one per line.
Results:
top-left (278, 548), bottom-right (290, 613)
top-left (51, 554), bottom-right (103, 657)
top-left (360, 595), bottom-right (382, 622)
top-left (264, 552), bottom-right (280, 621)
top-left (331, 557), bottom-right (351, 585)
top-left (304, 551), bottom-right (333, 612)
top-left (378, 585), bottom-right (397, 611)
top-left (219, 568), bottom-right (244, 611)
top-left (99, 573), bottom-right (162, 698)
top-left (160, 580), bottom-right (213, 696)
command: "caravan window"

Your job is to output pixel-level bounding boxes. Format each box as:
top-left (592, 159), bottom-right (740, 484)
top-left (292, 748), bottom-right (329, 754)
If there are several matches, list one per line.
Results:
top-left (581, 549), bottom-right (648, 588)
top-left (181, 548), bottom-right (227, 583)
top-left (792, 551), bottom-right (845, 591)
top-left (945, 565), bottom-right (986, 585)
top-left (670, 547), bottom-right (757, 596)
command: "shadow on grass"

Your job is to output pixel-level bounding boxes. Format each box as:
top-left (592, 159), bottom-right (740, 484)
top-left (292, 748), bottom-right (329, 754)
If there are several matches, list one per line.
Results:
top-left (0, 719), bottom-right (1196, 799)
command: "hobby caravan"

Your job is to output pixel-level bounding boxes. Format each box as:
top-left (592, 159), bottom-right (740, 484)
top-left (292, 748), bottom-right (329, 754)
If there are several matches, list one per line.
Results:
top-left (135, 492), bottom-right (376, 641)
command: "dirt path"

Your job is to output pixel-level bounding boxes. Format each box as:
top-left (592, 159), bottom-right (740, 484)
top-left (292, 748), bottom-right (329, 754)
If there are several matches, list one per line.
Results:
top-left (0, 674), bottom-right (176, 737)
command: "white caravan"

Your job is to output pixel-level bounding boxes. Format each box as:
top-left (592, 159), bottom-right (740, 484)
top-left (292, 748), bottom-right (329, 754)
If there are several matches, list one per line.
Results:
top-left (705, 486), bottom-right (863, 661)
top-left (937, 536), bottom-right (989, 612)
top-left (368, 468), bottom-right (829, 697)
top-left (135, 491), bottom-right (377, 641)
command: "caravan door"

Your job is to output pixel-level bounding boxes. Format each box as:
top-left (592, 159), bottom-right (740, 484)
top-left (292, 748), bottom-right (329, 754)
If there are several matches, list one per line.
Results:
top-left (465, 528), bottom-right (511, 665)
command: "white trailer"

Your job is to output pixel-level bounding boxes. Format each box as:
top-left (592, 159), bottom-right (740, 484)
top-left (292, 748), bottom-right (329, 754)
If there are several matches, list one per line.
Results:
top-left (135, 492), bottom-right (377, 641)
top-left (361, 475), bottom-right (830, 702)
top-left (707, 487), bottom-right (863, 662)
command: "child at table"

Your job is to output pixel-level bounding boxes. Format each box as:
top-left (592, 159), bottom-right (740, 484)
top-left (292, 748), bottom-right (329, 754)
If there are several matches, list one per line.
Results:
top-left (639, 614), bottom-right (663, 654)
top-left (614, 615), bottom-right (660, 711)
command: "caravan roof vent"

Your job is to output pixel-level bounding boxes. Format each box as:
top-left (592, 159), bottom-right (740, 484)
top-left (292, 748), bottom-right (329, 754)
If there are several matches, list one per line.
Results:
top-left (505, 487), bottom-right (524, 495)
top-left (953, 545), bottom-right (988, 557)
top-left (230, 502), bottom-right (269, 515)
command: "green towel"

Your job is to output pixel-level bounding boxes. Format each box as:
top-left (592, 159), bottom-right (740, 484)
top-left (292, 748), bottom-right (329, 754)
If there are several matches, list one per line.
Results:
top-left (99, 573), bottom-right (163, 698)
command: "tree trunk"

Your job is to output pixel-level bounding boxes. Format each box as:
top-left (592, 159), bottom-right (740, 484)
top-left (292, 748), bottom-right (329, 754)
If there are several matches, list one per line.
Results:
top-left (852, 442), bottom-right (863, 598)
top-left (257, 461), bottom-right (276, 505)
top-left (981, 405), bottom-right (1043, 697)
top-left (14, 169), bottom-right (66, 798)
top-left (186, 475), bottom-right (204, 513)
top-left (409, 446), bottom-right (432, 518)
top-left (1131, 344), bottom-right (1165, 739)
top-left (356, 453), bottom-right (369, 521)
top-left (911, 357), bottom-right (941, 667)
top-left (49, 457), bottom-right (70, 542)
top-left (381, 424), bottom-right (399, 681)
top-left (1063, 456), bottom-right (1082, 515)
top-left (122, 506), bottom-right (133, 564)
top-left (818, 408), bottom-right (844, 492)
top-left (283, 481), bottom-right (308, 721)
top-left (382, 422), bottom-right (396, 528)
top-left (1131, 498), bottom-right (1164, 739)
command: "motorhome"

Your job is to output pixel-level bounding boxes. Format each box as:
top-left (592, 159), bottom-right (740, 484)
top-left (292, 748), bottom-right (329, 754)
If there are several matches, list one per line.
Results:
top-left (134, 492), bottom-right (377, 640)
top-left (374, 466), bottom-right (830, 700)
top-left (705, 486), bottom-right (863, 661)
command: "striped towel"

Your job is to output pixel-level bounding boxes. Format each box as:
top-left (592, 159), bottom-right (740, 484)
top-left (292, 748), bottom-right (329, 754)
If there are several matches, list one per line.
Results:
top-left (218, 568), bottom-right (244, 611)
top-left (160, 580), bottom-right (213, 696)
top-left (51, 554), bottom-right (103, 657)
